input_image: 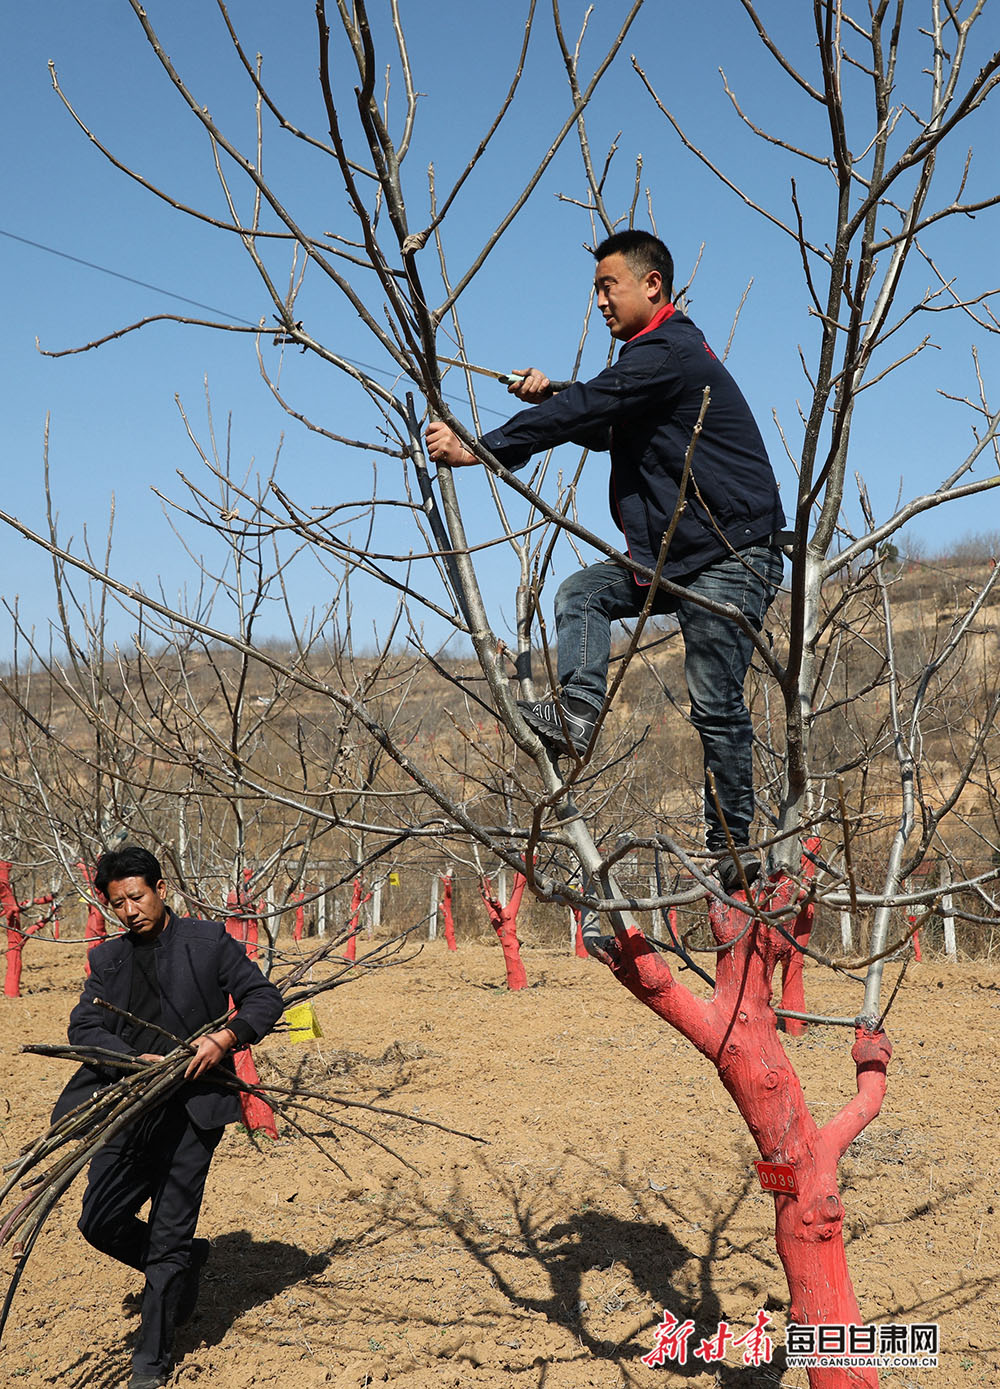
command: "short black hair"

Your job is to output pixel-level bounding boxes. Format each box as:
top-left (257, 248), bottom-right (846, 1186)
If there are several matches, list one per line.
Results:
top-left (594, 230), bottom-right (673, 298)
top-left (94, 845), bottom-right (163, 896)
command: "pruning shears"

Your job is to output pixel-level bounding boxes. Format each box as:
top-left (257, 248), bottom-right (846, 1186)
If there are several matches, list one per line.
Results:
top-left (437, 356), bottom-right (572, 394)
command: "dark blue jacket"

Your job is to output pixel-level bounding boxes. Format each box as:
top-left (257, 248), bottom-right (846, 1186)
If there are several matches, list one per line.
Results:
top-left (52, 911), bottom-right (284, 1129)
top-left (480, 305), bottom-right (784, 581)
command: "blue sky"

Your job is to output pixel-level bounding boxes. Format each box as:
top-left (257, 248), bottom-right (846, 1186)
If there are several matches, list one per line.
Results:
top-left (4, 4), bottom-right (1000, 659)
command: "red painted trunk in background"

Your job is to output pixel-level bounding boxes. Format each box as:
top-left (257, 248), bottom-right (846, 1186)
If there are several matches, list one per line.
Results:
top-left (480, 873), bottom-right (528, 990)
top-left (440, 874), bottom-right (457, 950)
top-left (609, 851), bottom-right (889, 1389)
top-left (225, 885), bottom-right (277, 1137)
top-left (231, 1046), bottom-right (278, 1138)
top-left (344, 878), bottom-right (368, 962)
top-left (1, 866), bottom-right (55, 998)
top-left (1, 862), bottom-right (22, 998)
top-left (4, 928), bottom-right (24, 998)
top-left (572, 907), bottom-right (588, 959)
top-left (77, 862), bottom-right (107, 975)
top-left (224, 889), bottom-right (260, 959)
top-left (778, 894), bottom-right (815, 1036)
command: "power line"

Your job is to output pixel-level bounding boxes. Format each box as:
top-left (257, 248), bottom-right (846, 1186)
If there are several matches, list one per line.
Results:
top-left (2, 226), bottom-right (510, 417)
top-left (0, 226), bottom-right (258, 325)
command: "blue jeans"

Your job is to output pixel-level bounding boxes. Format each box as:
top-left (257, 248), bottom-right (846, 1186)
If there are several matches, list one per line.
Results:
top-left (553, 545), bottom-right (783, 850)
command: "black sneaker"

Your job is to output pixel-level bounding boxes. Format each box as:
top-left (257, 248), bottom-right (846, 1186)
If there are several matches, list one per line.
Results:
top-left (128, 1374), bottom-right (167, 1389)
top-left (717, 849), bottom-right (761, 894)
top-left (517, 697), bottom-right (597, 757)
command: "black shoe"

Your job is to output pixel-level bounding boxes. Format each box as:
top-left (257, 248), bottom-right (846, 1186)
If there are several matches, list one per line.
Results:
top-left (175, 1237), bottom-right (210, 1327)
top-left (518, 697), bottom-right (597, 757)
top-left (128, 1374), bottom-right (167, 1389)
top-left (717, 849), bottom-right (761, 895)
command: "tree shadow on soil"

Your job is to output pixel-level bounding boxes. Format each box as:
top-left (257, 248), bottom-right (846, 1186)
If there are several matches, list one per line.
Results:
top-left (430, 1151), bottom-right (789, 1387)
top-left (258, 1039), bottom-right (435, 1104)
top-left (176, 1231), bottom-right (329, 1354)
top-left (531, 1209), bottom-right (786, 1386)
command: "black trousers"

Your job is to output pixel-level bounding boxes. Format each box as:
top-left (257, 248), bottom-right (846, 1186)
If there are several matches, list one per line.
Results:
top-left (78, 1099), bottom-right (223, 1376)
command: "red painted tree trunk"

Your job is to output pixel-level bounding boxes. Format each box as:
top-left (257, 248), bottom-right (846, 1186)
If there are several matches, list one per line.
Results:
top-left (77, 862), bottom-right (107, 975)
top-left (4, 929), bottom-right (24, 998)
top-left (224, 886), bottom-right (277, 1136)
top-left (480, 873), bottom-right (528, 991)
top-left (231, 1046), bottom-right (278, 1139)
top-left (1, 862), bottom-right (22, 998)
top-left (344, 878), bottom-right (369, 962)
top-left (0, 871), bottom-right (55, 998)
top-left (225, 889), bottom-right (260, 960)
top-left (225, 894), bottom-right (249, 947)
top-left (230, 871), bottom-right (261, 959)
top-left (293, 892), bottom-right (305, 942)
top-left (908, 916), bottom-right (922, 962)
top-left (2, 873), bottom-right (58, 996)
top-left (779, 894), bottom-right (815, 1036)
top-left (440, 874), bottom-right (457, 951)
top-left (249, 900), bottom-right (263, 960)
top-left (608, 852), bottom-right (889, 1389)
top-left (572, 907), bottom-right (588, 959)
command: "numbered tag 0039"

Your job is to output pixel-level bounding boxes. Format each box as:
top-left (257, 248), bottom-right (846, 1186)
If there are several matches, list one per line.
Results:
top-left (755, 1160), bottom-right (798, 1195)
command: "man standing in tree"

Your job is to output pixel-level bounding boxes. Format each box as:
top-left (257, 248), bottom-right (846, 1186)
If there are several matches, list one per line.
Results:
top-left (425, 230), bottom-right (784, 891)
top-left (52, 845), bottom-right (283, 1389)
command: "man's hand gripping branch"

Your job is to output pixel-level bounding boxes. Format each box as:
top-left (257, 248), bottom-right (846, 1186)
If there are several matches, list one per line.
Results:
top-left (424, 367), bottom-right (554, 465)
top-left (424, 421), bottom-right (477, 466)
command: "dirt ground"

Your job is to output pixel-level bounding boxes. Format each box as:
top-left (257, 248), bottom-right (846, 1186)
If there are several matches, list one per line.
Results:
top-left (2, 933), bottom-right (998, 1389)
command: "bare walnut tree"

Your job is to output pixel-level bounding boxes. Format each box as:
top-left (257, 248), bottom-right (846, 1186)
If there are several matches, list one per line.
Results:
top-left (5, 5), bottom-right (1000, 1384)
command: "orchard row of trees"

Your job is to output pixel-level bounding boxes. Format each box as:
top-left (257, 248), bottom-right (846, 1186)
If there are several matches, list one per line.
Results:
top-left (3, 553), bottom-right (999, 950)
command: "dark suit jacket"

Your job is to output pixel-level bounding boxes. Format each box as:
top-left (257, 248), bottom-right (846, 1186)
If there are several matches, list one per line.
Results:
top-left (52, 911), bottom-right (284, 1129)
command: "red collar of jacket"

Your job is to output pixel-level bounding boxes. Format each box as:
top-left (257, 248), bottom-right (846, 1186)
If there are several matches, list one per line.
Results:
top-left (627, 302), bottom-right (676, 343)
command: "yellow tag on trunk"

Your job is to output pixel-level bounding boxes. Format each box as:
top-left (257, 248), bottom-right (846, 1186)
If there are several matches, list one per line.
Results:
top-left (285, 1001), bottom-right (322, 1042)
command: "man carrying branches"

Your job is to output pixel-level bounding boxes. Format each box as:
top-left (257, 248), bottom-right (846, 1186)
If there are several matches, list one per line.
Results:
top-left (426, 230), bottom-right (784, 889)
top-left (51, 845), bottom-right (283, 1389)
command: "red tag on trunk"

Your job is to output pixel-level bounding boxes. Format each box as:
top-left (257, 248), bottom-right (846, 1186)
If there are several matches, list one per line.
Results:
top-left (755, 1160), bottom-right (798, 1195)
